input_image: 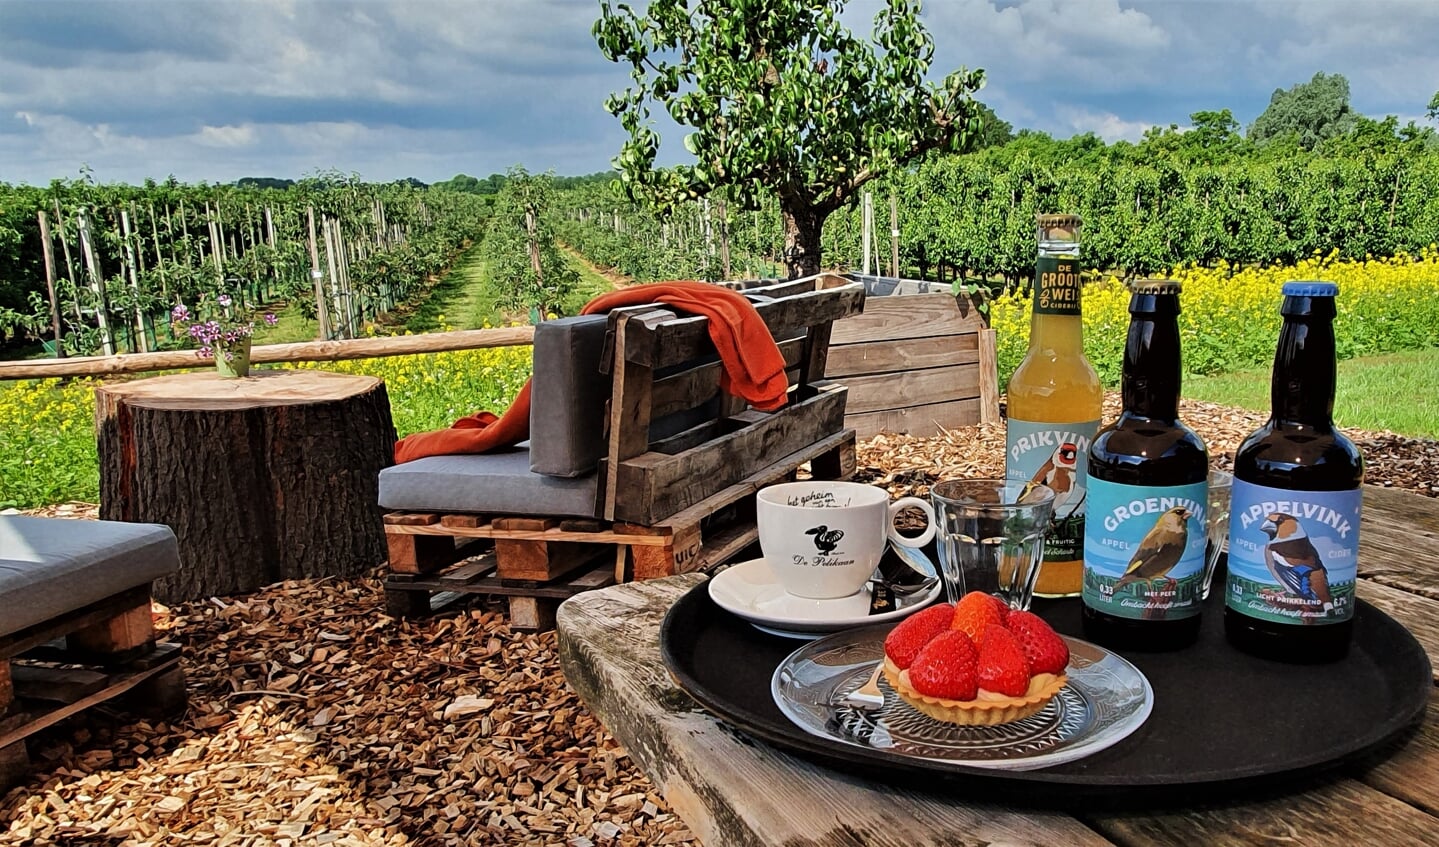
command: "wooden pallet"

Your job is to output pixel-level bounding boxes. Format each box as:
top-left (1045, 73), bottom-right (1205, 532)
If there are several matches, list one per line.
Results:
top-left (1, 586), bottom-right (187, 790)
top-left (382, 429), bottom-right (856, 630)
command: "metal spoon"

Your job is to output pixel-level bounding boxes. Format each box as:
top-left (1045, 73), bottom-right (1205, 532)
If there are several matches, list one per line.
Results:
top-left (841, 662), bottom-right (885, 711)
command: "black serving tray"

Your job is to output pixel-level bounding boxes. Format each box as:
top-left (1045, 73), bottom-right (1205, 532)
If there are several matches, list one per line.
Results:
top-left (660, 582), bottom-right (1432, 807)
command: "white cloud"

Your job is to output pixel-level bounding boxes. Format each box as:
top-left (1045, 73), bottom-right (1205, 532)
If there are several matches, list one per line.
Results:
top-left (1055, 107), bottom-right (1155, 143)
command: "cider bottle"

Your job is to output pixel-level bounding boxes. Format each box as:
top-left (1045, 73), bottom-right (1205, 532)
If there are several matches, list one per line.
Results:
top-left (1081, 280), bottom-right (1209, 651)
top-left (1006, 214), bottom-right (1103, 597)
top-left (1224, 281), bottom-right (1362, 663)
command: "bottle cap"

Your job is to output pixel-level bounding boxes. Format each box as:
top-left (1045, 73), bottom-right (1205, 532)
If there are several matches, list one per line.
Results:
top-left (1130, 278), bottom-right (1182, 294)
top-left (1281, 280), bottom-right (1338, 297)
top-left (1036, 213), bottom-right (1082, 228)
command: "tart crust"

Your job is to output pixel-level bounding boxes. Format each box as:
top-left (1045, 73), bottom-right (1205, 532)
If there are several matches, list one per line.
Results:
top-left (882, 656), bottom-right (1067, 726)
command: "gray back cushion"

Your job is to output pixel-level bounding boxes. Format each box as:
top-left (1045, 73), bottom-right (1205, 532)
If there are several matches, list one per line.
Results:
top-left (529, 315), bottom-right (611, 477)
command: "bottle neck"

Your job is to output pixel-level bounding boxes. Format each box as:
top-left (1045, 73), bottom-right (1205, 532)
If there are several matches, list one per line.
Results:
top-left (1272, 314), bottom-right (1337, 426)
top-left (1029, 253), bottom-right (1083, 351)
top-left (1121, 295), bottom-right (1181, 420)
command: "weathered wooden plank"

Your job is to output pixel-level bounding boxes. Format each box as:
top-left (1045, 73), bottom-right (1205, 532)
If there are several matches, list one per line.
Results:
top-left (556, 575), bottom-right (1114, 847)
top-left (825, 334), bottom-right (979, 378)
top-left (840, 365), bottom-right (981, 415)
top-left (611, 383), bottom-right (847, 525)
top-left (636, 284), bottom-right (865, 369)
top-left (1358, 689), bottom-right (1439, 813)
top-left (605, 311), bottom-right (664, 521)
top-left (383, 512), bottom-right (440, 526)
top-left (1085, 777), bottom-right (1439, 846)
top-left (1355, 579), bottom-right (1439, 680)
top-left (846, 398), bottom-right (984, 439)
top-left (978, 328), bottom-right (1000, 424)
top-left (1357, 485), bottom-right (1439, 601)
top-left (0, 585), bottom-right (151, 661)
top-left (66, 601), bottom-right (154, 656)
top-left (830, 292), bottom-right (984, 345)
top-left (11, 665), bottom-right (109, 703)
top-left (651, 336), bottom-right (806, 421)
top-left (494, 538), bottom-right (608, 583)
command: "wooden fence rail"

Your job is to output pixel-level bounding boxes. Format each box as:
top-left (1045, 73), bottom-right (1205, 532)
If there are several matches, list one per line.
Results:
top-left (0, 327), bottom-right (536, 381)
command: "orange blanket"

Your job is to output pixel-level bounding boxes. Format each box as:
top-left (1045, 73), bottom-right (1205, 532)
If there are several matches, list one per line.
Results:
top-left (393, 282), bottom-right (788, 464)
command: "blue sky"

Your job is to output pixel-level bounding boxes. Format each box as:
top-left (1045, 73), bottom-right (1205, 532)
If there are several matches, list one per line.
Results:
top-left (2, 0), bottom-right (1437, 186)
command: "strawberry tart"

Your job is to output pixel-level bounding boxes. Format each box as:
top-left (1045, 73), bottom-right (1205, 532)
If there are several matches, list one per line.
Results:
top-left (880, 592), bottom-right (1070, 726)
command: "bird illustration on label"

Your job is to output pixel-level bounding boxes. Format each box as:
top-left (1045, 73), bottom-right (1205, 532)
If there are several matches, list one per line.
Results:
top-left (1261, 512), bottom-right (1333, 624)
top-left (805, 525), bottom-right (844, 554)
top-left (1113, 507), bottom-right (1192, 608)
top-left (1029, 442), bottom-right (1082, 518)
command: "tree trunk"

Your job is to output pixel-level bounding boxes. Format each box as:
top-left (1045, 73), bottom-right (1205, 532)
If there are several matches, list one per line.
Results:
top-left (780, 204), bottom-right (827, 279)
top-left (96, 370), bottom-right (396, 603)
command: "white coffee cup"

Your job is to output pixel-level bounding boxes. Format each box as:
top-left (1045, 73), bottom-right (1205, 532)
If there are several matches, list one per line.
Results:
top-left (756, 481), bottom-right (937, 599)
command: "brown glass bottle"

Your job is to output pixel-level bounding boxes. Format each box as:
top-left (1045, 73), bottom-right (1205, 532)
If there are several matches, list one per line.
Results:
top-left (1081, 280), bottom-right (1209, 651)
top-left (1224, 282), bottom-right (1362, 663)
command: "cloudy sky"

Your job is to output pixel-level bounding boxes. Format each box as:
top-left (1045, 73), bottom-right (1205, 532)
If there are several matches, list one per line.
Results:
top-left (2, 0), bottom-right (1437, 187)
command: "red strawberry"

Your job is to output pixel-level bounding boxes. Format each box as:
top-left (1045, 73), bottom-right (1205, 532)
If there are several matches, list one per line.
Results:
top-left (950, 591), bottom-right (1005, 641)
top-left (977, 625), bottom-right (1032, 697)
top-left (907, 630), bottom-right (979, 701)
top-left (1005, 610), bottom-right (1071, 675)
top-left (883, 603), bottom-right (955, 669)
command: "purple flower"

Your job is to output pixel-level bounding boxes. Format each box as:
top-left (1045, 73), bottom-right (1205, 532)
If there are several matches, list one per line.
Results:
top-left (172, 304), bottom-right (190, 321)
top-left (217, 294), bottom-right (233, 307)
top-left (197, 346), bottom-right (212, 358)
top-left (264, 313), bottom-right (278, 326)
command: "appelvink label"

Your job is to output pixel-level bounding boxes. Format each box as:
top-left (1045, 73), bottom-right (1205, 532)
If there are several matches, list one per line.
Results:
top-left (1033, 256), bottom-right (1082, 316)
top-left (1006, 418), bottom-right (1098, 562)
top-left (1224, 480), bottom-right (1360, 626)
top-left (1082, 479), bottom-right (1208, 620)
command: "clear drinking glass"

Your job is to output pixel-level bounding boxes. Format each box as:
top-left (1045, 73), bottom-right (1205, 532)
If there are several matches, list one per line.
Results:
top-left (1202, 470), bottom-right (1233, 600)
top-left (930, 479), bottom-right (1056, 611)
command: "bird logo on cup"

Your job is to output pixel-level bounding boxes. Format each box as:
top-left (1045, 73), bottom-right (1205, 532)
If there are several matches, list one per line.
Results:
top-left (804, 525), bottom-right (844, 554)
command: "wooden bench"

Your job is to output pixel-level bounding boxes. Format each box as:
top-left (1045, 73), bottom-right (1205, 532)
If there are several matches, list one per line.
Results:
top-left (378, 276), bottom-right (865, 629)
top-left (1, 516), bottom-right (187, 791)
top-left (720, 273), bottom-right (1000, 437)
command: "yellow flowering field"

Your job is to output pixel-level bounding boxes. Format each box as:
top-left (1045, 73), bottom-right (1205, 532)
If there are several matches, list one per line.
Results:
top-left (991, 248), bottom-right (1439, 388)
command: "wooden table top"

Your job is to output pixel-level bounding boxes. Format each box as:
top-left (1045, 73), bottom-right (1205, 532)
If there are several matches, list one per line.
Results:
top-left (95, 369), bottom-right (382, 411)
top-left (557, 484), bottom-right (1439, 846)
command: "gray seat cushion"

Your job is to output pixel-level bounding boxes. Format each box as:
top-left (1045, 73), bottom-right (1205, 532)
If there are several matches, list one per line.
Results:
top-left (379, 445), bottom-right (600, 518)
top-left (529, 315), bottom-right (610, 478)
top-left (0, 516), bottom-right (180, 638)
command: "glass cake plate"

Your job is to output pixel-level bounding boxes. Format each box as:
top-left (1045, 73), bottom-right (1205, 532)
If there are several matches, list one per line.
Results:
top-left (771, 627), bottom-right (1153, 771)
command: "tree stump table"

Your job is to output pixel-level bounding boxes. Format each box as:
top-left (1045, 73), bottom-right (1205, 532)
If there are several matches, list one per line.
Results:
top-left (95, 370), bottom-right (396, 603)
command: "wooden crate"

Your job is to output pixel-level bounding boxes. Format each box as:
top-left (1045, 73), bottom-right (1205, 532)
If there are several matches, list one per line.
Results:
top-left (826, 275), bottom-right (999, 438)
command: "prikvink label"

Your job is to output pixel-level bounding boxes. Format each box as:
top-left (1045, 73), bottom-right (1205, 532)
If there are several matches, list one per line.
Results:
top-left (1006, 419), bottom-right (1098, 562)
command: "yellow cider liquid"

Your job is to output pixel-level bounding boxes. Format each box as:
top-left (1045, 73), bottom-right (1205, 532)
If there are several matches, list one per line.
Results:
top-left (1007, 312), bottom-right (1103, 596)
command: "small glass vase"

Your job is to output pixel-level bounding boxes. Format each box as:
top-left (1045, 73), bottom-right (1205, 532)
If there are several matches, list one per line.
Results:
top-left (214, 338), bottom-right (253, 378)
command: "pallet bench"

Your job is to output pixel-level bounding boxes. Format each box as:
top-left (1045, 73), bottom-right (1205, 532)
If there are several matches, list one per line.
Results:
top-left (1, 516), bottom-right (187, 791)
top-left (378, 275), bottom-right (865, 630)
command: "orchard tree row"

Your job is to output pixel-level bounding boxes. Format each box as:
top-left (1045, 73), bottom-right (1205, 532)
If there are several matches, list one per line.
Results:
top-left (0, 171), bottom-right (490, 356)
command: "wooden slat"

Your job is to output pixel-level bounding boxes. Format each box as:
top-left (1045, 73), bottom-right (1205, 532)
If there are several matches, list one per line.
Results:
top-left (1083, 778), bottom-right (1439, 845)
top-left (1355, 579), bottom-right (1439, 680)
top-left (1359, 690), bottom-right (1439, 812)
top-left (1358, 485), bottom-right (1439, 600)
top-left (439, 514), bottom-right (488, 529)
top-left (0, 585), bottom-right (152, 662)
top-left (495, 539), bottom-right (608, 583)
top-left (67, 602), bottom-right (154, 656)
top-left (825, 334), bottom-right (979, 378)
top-left (978, 327), bottom-right (1000, 424)
top-left (635, 284), bottom-right (865, 370)
top-left (11, 665), bottom-right (109, 703)
top-left (830, 292), bottom-right (984, 345)
top-left (840, 365), bottom-right (981, 415)
top-left (654, 429), bottom-right (855, 532)
top-left (847, 399), bottom-right (984, 440)
top-left (651, 336), bottom-right (806, 420)
top-left (385, 523), bottom-right (673, 546)
top-left (383, 513), bottom-right (440, 526)
top-left (605, 310), bottom-right (665, 521)
top-left (611, 383), bottom-right (848, 525)
top-left (0, 644), bottom-right (182, 749)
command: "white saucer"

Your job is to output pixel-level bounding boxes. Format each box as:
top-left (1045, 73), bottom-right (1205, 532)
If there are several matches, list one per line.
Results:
top-left (708, 557), bottom-right (943, 639)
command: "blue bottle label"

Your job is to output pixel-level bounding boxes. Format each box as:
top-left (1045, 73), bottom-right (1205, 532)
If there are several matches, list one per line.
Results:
top-left (1005, 418), bottom-right (1099, 563)
top-left (1082, 478), bottom-right (1208, 620)
top-left (1224, 481), bottom-right (1360, 625)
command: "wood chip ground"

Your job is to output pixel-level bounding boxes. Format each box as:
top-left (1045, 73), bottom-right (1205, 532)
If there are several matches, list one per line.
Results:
top-left (4, 395), bottom-right (1435, 846)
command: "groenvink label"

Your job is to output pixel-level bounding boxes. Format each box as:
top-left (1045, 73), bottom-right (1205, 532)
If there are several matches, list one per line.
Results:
top-left (1082, 478), bottom-right (1207, 620)
top-left (1033, 256), bottom-right (1082, 316)
top-left (1005, 418), bottom-right (1099, 562)
top-left (1224, 480), bottom-right (1360, 625)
